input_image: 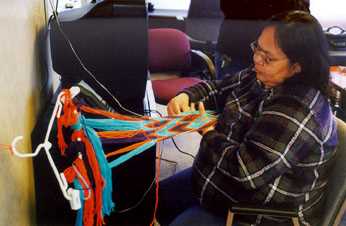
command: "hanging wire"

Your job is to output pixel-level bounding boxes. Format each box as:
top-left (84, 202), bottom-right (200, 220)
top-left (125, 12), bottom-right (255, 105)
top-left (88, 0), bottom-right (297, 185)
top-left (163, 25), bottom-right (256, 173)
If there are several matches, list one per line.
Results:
top-left (171, 138), bottom-right (195, 159)
top-left (72, 164), bottom-right (92, 200)
top-left (55, 0), bottom-right (59, 12)
top-left (117, 176), bottom-right (156, 213)
top-left (43, 1), bottom-right (200, 216)
top-left (47, 0), bottom-right (143, 117)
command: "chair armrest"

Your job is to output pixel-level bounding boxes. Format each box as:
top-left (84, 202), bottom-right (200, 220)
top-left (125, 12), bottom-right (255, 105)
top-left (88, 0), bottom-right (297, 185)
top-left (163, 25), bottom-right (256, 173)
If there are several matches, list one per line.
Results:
top-left (191, 49), bottom-right (216, 80)
top-left (188, 35), bottom-right (217, 56)
top-left (226, 204), bottom-right (300, 226)
top-left (230, 205), bottom-right (298, 218)
top-left (187, 35), bottom-right (217, 46)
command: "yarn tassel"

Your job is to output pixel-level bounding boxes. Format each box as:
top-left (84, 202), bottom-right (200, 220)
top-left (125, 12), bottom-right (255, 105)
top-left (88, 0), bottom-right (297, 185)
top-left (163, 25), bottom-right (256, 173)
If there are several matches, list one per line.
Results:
top-left (81, 117), bottom-right (115, 216)
top-left (57, 90), bottom-right (79, 154)
top-left (72, 130), bottom-right (104, 226)
top-left (64, 158), bottom-right (94, 226)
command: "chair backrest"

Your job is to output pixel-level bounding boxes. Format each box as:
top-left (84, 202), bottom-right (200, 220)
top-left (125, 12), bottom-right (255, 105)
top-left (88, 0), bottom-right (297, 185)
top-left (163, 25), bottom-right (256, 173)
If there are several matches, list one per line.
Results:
top-left (320, 117), bottom-right (346, 226)
top-left (148, 28), bottom-right (191, 73)
top-left (187, 0), bottom-right (223, 18)
top-left (186, 0), bottom-right (223, 44)
top-left (217, 19), bottom-right (265, 64)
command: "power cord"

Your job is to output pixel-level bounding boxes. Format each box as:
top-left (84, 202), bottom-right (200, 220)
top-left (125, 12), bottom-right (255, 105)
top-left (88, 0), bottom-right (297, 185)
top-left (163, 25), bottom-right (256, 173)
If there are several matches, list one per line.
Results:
top-left (116, 176), bottom-right (156, 213)
top-left (47, 0), bottom-right (143, 117)
top-left (55, 0), bottom-right (59, 12)
top-left (46, 0), bottom-right (158, 213)
top-left (171, 137), bottom-right (195, 160)
top-left (44, 3), bottom-right (196, 211)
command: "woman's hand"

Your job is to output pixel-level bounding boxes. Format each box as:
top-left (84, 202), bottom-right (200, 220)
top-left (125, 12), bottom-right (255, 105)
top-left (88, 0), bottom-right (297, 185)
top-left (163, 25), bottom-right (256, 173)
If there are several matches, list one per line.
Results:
top-left (167, 93), bottom-right (190, 115)
top-left (167, 94), bottom-right (214, 135)
top-left (191, 102), bottom-right (215, 135)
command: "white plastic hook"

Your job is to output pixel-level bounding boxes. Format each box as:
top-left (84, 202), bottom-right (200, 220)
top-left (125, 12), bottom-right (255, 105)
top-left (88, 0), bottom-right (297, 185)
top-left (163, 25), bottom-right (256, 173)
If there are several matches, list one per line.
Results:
top-left (10, 86), bottom-right (81, 210)
top-left (11, 136), bottom-right (52, 158)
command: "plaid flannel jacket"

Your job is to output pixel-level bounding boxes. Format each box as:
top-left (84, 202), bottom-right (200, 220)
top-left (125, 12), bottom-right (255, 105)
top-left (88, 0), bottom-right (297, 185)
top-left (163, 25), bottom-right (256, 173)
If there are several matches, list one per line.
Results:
top-left (183, 67), bottom-right (338, 225)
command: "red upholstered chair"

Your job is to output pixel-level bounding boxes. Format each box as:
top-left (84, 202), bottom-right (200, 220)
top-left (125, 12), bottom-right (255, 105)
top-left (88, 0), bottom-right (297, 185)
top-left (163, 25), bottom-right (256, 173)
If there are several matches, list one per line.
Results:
top-left (148, 28), bottom-right (216, 104)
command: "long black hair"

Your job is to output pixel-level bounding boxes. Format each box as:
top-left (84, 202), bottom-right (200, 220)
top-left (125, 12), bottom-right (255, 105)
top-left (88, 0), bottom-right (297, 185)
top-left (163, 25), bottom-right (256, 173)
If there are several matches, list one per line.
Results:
top-left (270, 11), bottom-right (331, 96)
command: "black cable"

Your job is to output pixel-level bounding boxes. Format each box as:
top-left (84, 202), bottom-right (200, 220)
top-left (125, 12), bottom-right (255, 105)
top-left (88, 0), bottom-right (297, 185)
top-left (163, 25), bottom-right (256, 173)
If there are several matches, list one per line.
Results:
top-left (171, 137), bottom-right (196, 159)
top-left (143, 109), bottom-right (163, 117)
top-left (55, 0), bottom-right (59, 12)
top-left (116, 176), bottom-right (156, 213)
top-left (157, 156), bottom-right (178, 165)
top-left (45, 0), bottom-right (159, 214)
top-left (47, 0), bottom-right (143, 117)
top-left (157, 156), bottom-right (178, 175)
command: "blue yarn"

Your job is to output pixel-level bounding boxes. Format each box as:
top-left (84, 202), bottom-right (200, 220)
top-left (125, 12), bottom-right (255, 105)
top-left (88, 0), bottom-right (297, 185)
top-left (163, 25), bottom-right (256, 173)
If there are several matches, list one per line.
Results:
top-left (186, 113), bottom-right (213, 129)
top-left (69, 110), bottom-right (216, 219)
top-left (84, 118), bottom-right (150, 131)
top-left (155, 118), bottom-right (181, 137)
top-left (80, 116), bottom-right (115, 216)
top-left (73, 180), bottom-right (84, 226)
top-left (108, 140), bottom-right (157, 168)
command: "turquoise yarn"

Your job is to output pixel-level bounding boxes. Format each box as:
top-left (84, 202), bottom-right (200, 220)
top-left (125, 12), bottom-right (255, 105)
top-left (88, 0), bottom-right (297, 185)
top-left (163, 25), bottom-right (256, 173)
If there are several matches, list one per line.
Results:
top-left (80, 116), bottom-right (115, 216)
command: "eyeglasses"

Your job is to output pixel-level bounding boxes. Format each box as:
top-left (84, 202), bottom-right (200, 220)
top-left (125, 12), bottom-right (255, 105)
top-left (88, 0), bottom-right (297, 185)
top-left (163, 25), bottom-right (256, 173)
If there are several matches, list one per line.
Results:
top-left (250, 41), bottom-right (287, 65)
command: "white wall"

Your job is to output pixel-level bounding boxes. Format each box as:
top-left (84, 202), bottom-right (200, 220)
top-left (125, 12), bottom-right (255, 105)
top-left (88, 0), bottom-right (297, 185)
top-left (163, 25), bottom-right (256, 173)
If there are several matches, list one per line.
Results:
top-left (311, 0), bottom-right (346, 28)
top-left (149, 0), bottom-right (190, 10)
top-left (0, 0), bottom-right (46, 225)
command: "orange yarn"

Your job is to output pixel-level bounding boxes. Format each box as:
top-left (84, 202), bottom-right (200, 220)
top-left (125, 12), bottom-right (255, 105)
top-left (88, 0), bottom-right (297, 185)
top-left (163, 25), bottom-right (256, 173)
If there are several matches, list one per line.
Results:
top-left (80, 105), bottom-right (148, 121)
top-left (98, 130), bottom-right (145, 139)
top-left (106, 140), bottom-right (151, 158)
top-left (57, 90), bottom-right (79, 155)
top-left (71, 130), bottom-right (105, 226)
top-left (0, 144), bottom-right (12, 155)
top-left (64, 158), bottom-right (95, 226)
top-left (330, 66), bottom-right (346, 75)
top-left (150, 142), bottom-right (161, 226)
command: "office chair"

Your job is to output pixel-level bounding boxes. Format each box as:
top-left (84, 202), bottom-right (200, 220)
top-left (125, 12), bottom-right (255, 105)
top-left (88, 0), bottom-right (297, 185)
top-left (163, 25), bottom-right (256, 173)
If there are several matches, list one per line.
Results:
top-left (226, 117), bottom-right (346, 226)
top-left (185, 0), bottom-right (223, 45)
top-left (148, 28), bottom-right (216, 105)
top-left (216, 19), bottom-right (265, 78)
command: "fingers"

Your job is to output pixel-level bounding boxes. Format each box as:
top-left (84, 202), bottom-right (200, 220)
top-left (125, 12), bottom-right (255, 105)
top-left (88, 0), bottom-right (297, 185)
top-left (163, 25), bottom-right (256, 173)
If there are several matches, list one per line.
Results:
top-left (198, 102), bottom-right (206, 114)
top-left (167, 93), bottom-right (190, 116)
top-left (167, 102), bottom-right (181, 115)
top-left (167, 101), bottom-right (205, 115)
top-left (190, 102), bottom-right (196, 111)
top-left (166, 94), bottom-right (207, 116)
top-left (182, 103), bottom-right (190, 112)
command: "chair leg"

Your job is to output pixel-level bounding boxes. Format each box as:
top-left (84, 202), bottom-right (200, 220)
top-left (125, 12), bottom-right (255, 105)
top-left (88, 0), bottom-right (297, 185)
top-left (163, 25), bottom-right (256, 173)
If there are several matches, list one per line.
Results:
top-left (292, 217), bottom-right (300, 226)
top-left (226, 211), bottom-right (234, 226)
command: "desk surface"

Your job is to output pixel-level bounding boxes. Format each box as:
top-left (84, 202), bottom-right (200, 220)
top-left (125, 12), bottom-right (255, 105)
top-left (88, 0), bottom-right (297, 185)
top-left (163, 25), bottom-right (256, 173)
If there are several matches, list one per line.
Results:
top-left (329, 50), bottom-right (346, 57)
top-left (331, 66), bottom-right (346, 90)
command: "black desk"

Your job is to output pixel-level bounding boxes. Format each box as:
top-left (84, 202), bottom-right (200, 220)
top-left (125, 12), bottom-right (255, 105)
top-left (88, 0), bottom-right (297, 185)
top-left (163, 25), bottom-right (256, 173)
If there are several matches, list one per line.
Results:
top-left (330, 66), bottom-right (346, 119)
top-left (330, 50), bottom-right (346, 66)
top-left (34, 3), bottom-right (156, 225)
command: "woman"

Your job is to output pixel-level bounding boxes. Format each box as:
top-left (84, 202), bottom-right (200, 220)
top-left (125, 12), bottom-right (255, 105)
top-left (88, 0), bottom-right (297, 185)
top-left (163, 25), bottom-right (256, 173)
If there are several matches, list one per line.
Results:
top-left (158, 11), bottom-right (338, 226)
top-left (215, 0), bottom-right (310, 79)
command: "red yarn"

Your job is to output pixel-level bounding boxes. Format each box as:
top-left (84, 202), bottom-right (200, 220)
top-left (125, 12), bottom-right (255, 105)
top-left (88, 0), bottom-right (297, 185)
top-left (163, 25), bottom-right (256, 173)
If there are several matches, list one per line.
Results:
top-left (64, 158), bottom-right (95, 226)
top-left (71, 130), bottom-right (105, 226)
top-left (150, 143), bottom-right (161, 226)
top-left (57, 90), bottom-right (79, 155)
